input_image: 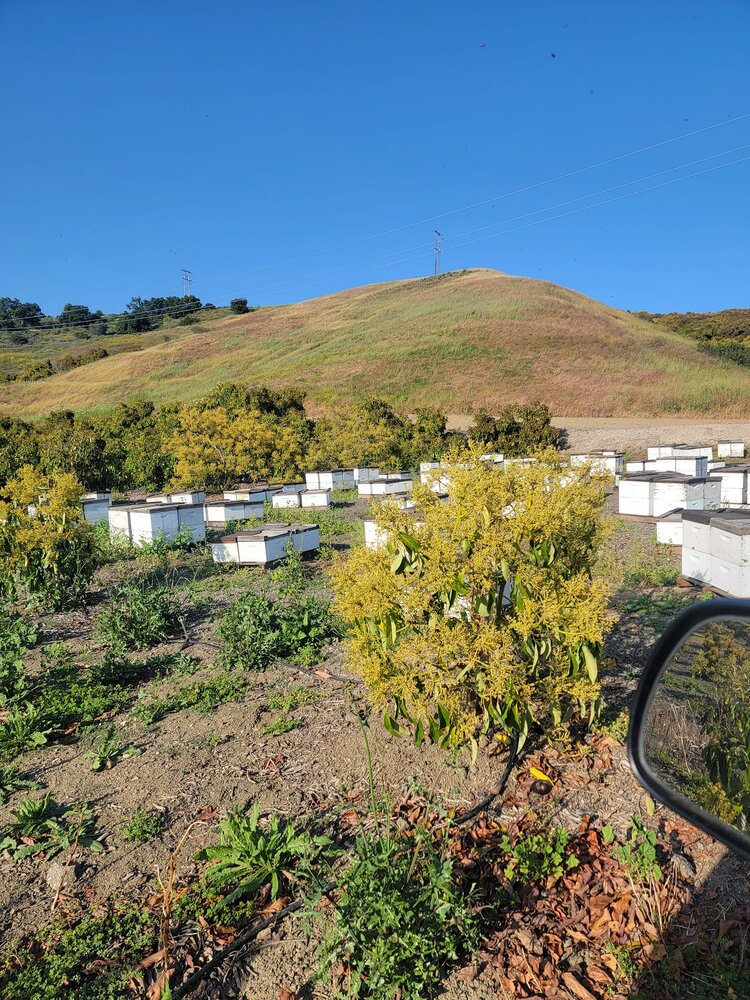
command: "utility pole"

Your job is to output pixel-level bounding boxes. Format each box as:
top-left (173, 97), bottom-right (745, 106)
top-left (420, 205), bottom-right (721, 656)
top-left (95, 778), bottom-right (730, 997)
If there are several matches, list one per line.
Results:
top-left (182, 269), bottom-right (192, 297)
top-left (433, 231), bottom-right (442, 275)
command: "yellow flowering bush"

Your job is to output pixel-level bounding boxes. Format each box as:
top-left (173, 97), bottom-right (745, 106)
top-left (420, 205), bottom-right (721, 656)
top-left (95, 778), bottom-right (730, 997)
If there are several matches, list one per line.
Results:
top-left (331, 448), bottom-right (614, 750)
top-left (0, 465), bottom-right (96, 609)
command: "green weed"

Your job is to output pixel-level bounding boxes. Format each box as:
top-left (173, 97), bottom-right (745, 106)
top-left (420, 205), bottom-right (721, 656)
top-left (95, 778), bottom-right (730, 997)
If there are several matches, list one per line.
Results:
top-left (197, 803), bottom-right (335, 903)
top-left (498, 828), bottom-right (578, 885)
top-left (121, 807), bottom-right (165, 844)
top-left (93, 582), bottom-right (180, 651)
top-left (133, 672), bottom-right (249, 724)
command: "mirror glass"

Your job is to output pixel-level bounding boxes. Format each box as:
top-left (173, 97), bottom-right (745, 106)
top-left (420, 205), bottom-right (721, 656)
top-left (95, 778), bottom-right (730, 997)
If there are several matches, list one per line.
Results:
top-left (643, 617), bottom-right (750, 835)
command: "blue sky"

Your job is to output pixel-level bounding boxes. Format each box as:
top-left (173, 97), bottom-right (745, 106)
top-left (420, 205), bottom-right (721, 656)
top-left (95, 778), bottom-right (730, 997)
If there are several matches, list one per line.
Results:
top-left (2, 1), bottom-right (749, 315)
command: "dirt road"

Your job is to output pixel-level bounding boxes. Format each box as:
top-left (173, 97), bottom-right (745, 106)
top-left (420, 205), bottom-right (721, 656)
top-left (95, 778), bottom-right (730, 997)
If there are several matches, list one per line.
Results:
top-left (445, 415), bottom-right (750, 456)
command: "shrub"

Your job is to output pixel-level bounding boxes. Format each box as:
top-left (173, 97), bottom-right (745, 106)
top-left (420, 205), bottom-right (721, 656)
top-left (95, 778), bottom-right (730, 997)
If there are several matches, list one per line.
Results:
top-left (331, 449), bottom-right (612, 749)
top-left (0, 466), bottom-right (97, 610)
top-left (93, 582), bottom-right (179, 651)
top-left (468, 402), bottom-right (559, 456)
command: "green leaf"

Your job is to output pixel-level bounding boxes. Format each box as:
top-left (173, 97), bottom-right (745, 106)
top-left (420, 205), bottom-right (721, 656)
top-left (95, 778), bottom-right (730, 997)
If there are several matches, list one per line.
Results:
top-left (582, 644), bottom-right (598, 683)
top-left (602, 825), bottom-right (615, 844)
top-left (414, 720), bottom-right (425, 747)
top-left (383, 712), bottom-right (401, 738)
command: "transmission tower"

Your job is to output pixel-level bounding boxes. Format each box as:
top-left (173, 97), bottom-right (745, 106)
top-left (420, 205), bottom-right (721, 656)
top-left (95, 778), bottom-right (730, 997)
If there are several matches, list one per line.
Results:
top-left (433, 231), bottom-right (442, 275)
top-left (182, 269), bottom-right (192, 296)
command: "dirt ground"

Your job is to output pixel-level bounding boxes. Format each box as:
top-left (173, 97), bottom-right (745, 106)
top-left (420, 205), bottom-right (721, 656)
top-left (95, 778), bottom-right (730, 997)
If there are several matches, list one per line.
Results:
top-left (2, 485), bottom-right (750, 998)
top-left (445, 414), bottom-right (750, 456)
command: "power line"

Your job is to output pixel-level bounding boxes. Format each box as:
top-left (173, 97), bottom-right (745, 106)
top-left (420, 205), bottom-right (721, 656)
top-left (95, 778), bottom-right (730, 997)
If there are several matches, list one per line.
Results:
top-left (197, 111), bottom-right (750, 288)
top-left (2, 133), bottom-right (750, 336)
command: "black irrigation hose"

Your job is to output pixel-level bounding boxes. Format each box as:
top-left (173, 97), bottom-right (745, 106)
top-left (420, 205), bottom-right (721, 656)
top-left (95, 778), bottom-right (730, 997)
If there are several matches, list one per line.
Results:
top-left (171, 734), bottom-right (520, 998)
top-left (171, 888), bottom-right (332, 999)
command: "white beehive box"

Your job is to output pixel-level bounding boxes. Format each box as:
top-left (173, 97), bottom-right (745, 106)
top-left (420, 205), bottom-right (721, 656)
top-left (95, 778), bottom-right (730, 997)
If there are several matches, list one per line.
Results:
top-left (210, 537), bottom-right (240, 563)
top-left (108, 505), bottom-right (132, 541)
top-left (358, 476), bottom-right (414, 497)
top-left (364, 519), bottom-right (388, 550)
top-left (272, 492), bottom-right (302, 509)
top-left (710, 467), bottom-right (749, 505)
top-left (652, 479), bottom-right (689, 518)
top-left (682, 510), bottom-right (715, 554)
top-left (82, 492), bottom-right (112, 524)
top-left (682, 547), bottom-right (711, 584)
top-left (171, 491), bottom-right (205, 505)
top-left (300, 489), bottom-right (332, 508)
top-left (223, 487), bottom-right (268, 503)
top-left (236, 529), bottom-right (290, 564)
top-left (618, 475), bottom-right (654, 516)
top-left (656, 509), bottom-right (683, 546)
top-left (673, 445), bottom-right (714, 460)
top-left (420, 462), bottom-right (441, 484)
top-left (653, 456), bottom-right (708, 478)
top-left (129, 504), bottom-right (181, 545)
top-left (571, 451), bottom-right (624, 475)
top-left (710, 516), bottom-right (750, 566)
top-left (146, 493), bottom-right (170, 504)
top-left (175, 503), bottom-right (206, 541)
top-left (626, 461), bottom-right (645, 473)
top-left (718, 440), bottom-right (746, 458)
top-left (353, 467), bottom-right (380, 483)
top-left (708, 460), bottom-right (726, 472)
top-left (205, 500), bottom-right (264, 523)
top-left (305, 469), bottom-right (354, 491)
top-left (280, 482), bottom-right (306, 494)
top-left (647, 444), bottom-right (684, 460)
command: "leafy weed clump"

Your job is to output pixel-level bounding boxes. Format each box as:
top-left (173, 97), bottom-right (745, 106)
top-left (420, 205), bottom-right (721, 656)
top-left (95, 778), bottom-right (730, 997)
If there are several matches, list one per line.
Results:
top-left (313, 824), bottom-right (480, 1000)
top-left (133, 671), bottom-right (249, 724)
top-left (121, 806), bottom-right (166, 844)
top-left (93, 581), bottom-right (180, 651)
top-left (218, 592), bottom-right (339, 671)
top-left (197, 803), bottom-right (335, 903)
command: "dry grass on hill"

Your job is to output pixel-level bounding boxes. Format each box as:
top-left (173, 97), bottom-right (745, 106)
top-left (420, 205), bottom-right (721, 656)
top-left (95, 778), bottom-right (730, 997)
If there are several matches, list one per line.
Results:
top-left (2, 268), bottom-right (749, 418)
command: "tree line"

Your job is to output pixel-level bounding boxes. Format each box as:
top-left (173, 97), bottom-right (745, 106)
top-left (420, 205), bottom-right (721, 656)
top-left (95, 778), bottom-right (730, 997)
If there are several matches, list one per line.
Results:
top-left (0, 385), bottom-right (558, 493)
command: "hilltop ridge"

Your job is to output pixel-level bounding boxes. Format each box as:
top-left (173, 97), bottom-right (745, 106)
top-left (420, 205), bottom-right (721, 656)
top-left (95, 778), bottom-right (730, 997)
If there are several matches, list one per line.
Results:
top-left (1, 268), bottom-right (749, 418)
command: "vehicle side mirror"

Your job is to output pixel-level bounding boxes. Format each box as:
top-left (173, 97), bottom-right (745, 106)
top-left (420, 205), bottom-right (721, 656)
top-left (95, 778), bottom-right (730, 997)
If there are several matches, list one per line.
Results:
top-left (629, 598), bottom-right (750, 861)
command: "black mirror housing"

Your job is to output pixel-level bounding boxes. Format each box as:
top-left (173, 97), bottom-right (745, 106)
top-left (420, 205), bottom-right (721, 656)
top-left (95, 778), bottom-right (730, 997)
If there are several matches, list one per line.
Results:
top-left (628, 597), bottom-right (750, 862)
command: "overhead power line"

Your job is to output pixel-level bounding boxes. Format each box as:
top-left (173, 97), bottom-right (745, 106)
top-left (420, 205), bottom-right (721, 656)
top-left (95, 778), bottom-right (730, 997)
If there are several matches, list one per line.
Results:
top-left (197, 111), bottom-right (750, 287)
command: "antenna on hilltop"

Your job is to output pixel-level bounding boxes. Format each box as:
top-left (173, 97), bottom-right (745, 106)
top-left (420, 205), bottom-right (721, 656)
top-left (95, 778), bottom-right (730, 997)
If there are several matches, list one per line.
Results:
top-left (182, 269), bottom-right (192, 297)
top-left (433, 231), bottom-right (442, 275)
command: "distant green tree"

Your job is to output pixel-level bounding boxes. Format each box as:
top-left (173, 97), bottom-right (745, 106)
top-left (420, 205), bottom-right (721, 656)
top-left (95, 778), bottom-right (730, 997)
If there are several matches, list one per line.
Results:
top-left (114, 295), bottom-right (201, 333)
top-left (0, 298), bottom-right (44, 329)
top-left (58, 303), bottom-right (101, 328)
top-left (229, 297), bottom-right (250, 314)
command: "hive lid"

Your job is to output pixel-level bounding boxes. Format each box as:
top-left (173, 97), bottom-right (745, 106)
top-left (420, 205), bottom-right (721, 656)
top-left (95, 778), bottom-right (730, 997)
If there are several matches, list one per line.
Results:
top-left (657, 508), bottom-right (683, 523)
top-left (711, 517), bottom-right (750, 535)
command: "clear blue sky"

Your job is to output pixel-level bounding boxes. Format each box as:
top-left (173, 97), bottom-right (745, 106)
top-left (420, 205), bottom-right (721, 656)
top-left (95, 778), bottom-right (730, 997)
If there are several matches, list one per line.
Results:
top-left (2, 1), bottom-right (749, 316)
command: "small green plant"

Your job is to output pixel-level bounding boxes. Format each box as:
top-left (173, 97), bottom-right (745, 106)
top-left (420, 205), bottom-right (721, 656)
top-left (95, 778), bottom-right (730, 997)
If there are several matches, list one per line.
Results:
top-left (93, 582), bottom-right (179, 651)
top-left (259, 718), bottom-right (299, 737)
top-left (608, 817), bottom-right (663, 883)
top-left (0, 764), bottom-right (38, 803)
top-left (0, 900), bottom-right (157, 998)
top-left (197, 803), bottom-right (334, 903)
top-left (266, 686), bottom-right (319, 713)
top-left (84, 725), bottom-right (139, 771)
top-left (498, 828), bottom-right (578, 884)
top-left (0, 704), bottom-right (52, 761)
top-left (0, 795), bottom-right (103, 860)
top-left (276, 596), bottom-right (339, 663)
top-left (218, 593), bottom-right (280, 671)
top-left (313, 825), bottom-right (480, 999)
top-left (133, 672), bottom-right (249, 724)
top-left (594, 707), bottom-right (630, 743)
top-left (271, 542), bottom-right (305, 596)
top-left (122, 806), bottom-right (166, 844)
top-left (0, 605), bottom-right (36, 706)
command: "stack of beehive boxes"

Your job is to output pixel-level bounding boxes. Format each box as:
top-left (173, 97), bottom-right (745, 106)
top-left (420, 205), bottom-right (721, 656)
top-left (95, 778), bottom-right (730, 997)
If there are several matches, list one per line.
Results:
top-left (618, 473), bottom-right (721, 517)
top-left (210, 523), bottom-right (319, 565)
top-left (108, 499), bottom-right (207, 545)
top-left (570, 450), bottom-right (625, 475)
top-left (682, 509), bottom-right (750, 596)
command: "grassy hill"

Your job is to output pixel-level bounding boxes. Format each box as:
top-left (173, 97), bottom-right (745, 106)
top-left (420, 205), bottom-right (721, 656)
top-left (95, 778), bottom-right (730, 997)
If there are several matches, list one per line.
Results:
top-left (1, 268), bottom-right (750, 419)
